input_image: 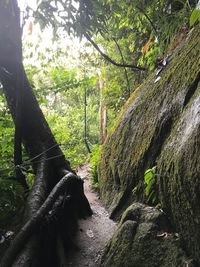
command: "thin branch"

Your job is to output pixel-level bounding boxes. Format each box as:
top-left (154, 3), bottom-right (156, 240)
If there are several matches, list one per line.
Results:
top-left (84, 32), bottom-right (146, 71)
top-left (113, 38), bottom-right (131, 97)
top-left (136, 6), bottom-right (158, 34)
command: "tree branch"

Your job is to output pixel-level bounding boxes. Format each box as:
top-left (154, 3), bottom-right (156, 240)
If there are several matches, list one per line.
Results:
top-left (84, 32), bottom-right (146, 71)
top-left (0, 171), bottom-right (89, 267)
top-left (136, 6), bottom-right (158, 34)
top-left (113, 38), bottom-right (131, 97)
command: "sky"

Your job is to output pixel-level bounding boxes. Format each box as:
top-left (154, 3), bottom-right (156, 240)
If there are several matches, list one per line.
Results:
top-left (18, 0), bottom-right (37, 11)
top-left (17, 0), bottom-right (95, 71)
top-left (17, 0), bottom-right (62, 59)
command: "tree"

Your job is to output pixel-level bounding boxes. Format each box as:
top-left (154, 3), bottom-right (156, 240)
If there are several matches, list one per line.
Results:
top-left (34, 0), bottom-right (195, 71)
top-left (0, 1), bottom-right (92, 266)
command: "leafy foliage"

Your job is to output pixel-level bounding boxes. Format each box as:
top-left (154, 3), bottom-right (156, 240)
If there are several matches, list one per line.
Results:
top-left (0, 93), bottom-right (14, 176)
top-left (32, 0), bottom-right (196, 71)
top-left (26, 62), bottom-right (99, 167)
top-left (22, 0), bottom-right (198, 146)
top-left (190, 8), bottom-right (200, 26)
top-left (0, 90), bottom-right (25, 227)
top-left (144, 166), bottom-right (159, 205)
top-left (0, 178), bottom-right (24, 227)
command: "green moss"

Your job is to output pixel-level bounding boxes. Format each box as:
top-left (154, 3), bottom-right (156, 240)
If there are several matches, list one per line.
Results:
top-left (108, 84), bottom-right (145, 135)
top-left (100, 203), bottom-right (192, 267)
top-left (100, 25), bottom-right (200, 205)
top-left (99, 26), bottom-right (200, 263)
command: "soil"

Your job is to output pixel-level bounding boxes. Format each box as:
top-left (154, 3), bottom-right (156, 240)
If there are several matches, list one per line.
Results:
top-left (65, 164), bottom-right (117, 267)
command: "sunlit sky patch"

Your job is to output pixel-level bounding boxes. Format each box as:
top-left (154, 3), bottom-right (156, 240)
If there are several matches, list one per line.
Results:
top-left (17, 0), bottom-right (96, 72)
top-left (18, 0), bottom-right (37, 11)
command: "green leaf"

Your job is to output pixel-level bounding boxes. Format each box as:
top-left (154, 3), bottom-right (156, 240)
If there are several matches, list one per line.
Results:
top-left (144, 169), bottom-right (154, 183)
top-left (145, 178), bottom-right (155, 196)
top-left (190, 9), bottom-right (200, 26)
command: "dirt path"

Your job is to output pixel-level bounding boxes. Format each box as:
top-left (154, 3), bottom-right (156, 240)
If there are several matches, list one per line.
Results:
top-left (65, 164), bottom-right (117, 267)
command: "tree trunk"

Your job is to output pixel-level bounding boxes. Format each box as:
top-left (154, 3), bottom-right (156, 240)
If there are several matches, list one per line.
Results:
top-left (99, 75), bottom-right (107, 145)
top-left (103, 106), bottom-right (107, 142)
top-left (84, 87), bottom-right (91, 153)
top-left (0, 1), bottom-right (92, 266)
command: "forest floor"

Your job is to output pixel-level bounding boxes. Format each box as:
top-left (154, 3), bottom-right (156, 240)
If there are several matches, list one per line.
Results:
top-left (65, 164), bottom-right (117, 267)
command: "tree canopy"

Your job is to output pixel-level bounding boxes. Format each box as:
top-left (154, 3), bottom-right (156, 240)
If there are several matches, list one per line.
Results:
top-left (32, 0), bottom-right (197, 69)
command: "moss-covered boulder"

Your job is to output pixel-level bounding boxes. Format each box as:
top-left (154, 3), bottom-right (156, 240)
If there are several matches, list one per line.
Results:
top-left (100, 203), bottom-right (194, 267)
top-left (99, 26), bottom-right (200, 263)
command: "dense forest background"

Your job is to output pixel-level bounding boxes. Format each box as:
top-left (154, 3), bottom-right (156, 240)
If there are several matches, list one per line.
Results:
top-left (0, 0), bottom-right (199, 260)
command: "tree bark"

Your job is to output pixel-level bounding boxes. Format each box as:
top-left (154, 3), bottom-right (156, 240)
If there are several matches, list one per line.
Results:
top-left (0, 1), bottom-right (92, 266)
top-left (84, 87), bottom-right (91, 153)
top-left (99, 75), bottom-right (107, 145)
top-left (99, 77), bottom-right (104, 145)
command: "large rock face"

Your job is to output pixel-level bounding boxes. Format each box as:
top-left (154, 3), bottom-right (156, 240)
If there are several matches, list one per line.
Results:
top-left (100, 203), bottom-right (194, 267)
top-left (99, 26), bottom-right (200, 263)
